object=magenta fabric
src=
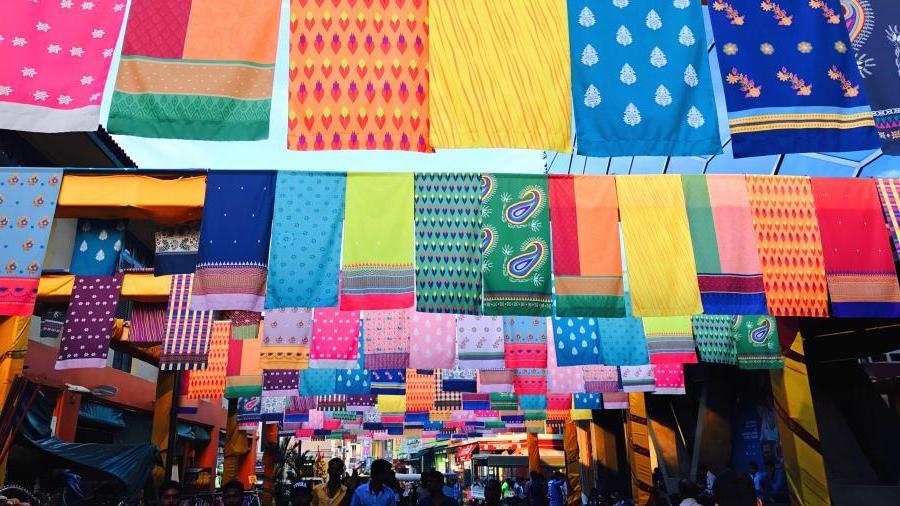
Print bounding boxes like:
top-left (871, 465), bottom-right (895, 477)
top-left (309, 307), bottom-right (360, 369)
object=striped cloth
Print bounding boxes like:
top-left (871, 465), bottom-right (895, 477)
top-left (128, 302), bottom-right (166, 343)
top-left (160, 274), bottom-right (214, 371)
top-left (876, 179), bottom-right (900, 257)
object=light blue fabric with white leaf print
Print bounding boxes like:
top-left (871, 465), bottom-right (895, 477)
top-left (69, 219), bottom-right (126, 276)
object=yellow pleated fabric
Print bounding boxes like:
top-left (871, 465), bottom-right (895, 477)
top-left (429, 0), bottom-right (572, 152)
top-left (377, 394), bottom-right (407, 414)
top-left (616, 176), bottom-right (703, 316)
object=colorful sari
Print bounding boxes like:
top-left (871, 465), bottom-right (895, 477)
top-left (682, 175), bottom-right (767, 314)
top-left (549, 176), bottom-right (624, 317)
top-left (567, 0), bottom-right (721, 155)
top-left (108, 0), bottom-right (280, 140)
top-left (708, 0), bottom-right (879, 157)
top-left (480, 175), bottom-right (553, 316)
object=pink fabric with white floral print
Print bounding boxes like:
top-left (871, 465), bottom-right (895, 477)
top-left (0, 1), bottom-right (126, 131)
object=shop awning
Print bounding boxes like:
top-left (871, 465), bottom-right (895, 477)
top-left (78, 401), bottom-right (126, 430)
top-left (455, 443), bottom-right (478, 462)
top-left (472, 453), bottom-right (565, 469)
top-left (55, 174), bottom-right (206, 224)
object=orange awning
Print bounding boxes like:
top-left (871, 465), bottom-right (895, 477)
top-left (55, 174), bottom-right (206, 224)
top-left (38, 273), bottom-right (172, 303)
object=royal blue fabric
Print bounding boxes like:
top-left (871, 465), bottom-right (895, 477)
top-left (708, 0), bottom-right (880, 157)
top-left (197, 171), bottom-right (276, 264)
top-left (266, 172), bottom-right (345, 308)
top-left (567, 0), bottom-right (721, 156)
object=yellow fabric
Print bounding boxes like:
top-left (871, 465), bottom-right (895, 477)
top-left (38, 273), bottom-right (172, 302)
top-left (616, 176), bottom-right (702, 316)
top-left (770, 332), bottom-right (831, 506)
top-left (627, 393), bottom-right (652, 506)
top-left (377, 394), bottom-right (406, 414)
top-left (429, 0), bottom-right (572, 151)
top-left (56, 175), bottom-right (205, 224)
top-left (0, 316), bottom-right (30, 408)
top-left (570, 409), bottom-right (593, 421)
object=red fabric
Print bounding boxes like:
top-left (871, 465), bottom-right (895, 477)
top-left (121, 0), bottom-right (192, 58)
top-left (548, 175), bottom-right (580, 275)
top-left (0, 277), bottom-right (39, 317)
top-left (504, 343), bottom-right (548, 369)
top-left (225, 338), bottom-right (243, 377)
top-left (547, 394), bottom-right (572, 410)
top-left (811, 178), bottom-right (897, 272)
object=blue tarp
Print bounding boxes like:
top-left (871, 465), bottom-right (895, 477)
top-left (78, 401), bottom-right (126, 430)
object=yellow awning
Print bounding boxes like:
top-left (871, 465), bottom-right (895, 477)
top-left (55, 174), bottom-right (206, 224)
top-left (38, 273), bottom-right (172, 302)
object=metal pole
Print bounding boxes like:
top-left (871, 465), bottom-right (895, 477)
top-left (165, 371), bottom-right (181, 480)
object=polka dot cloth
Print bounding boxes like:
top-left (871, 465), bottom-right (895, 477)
top-left (408, 312), bottom-right (457, 369)
top-left (309, 308), bottom-right (360, 369)
top-left (55, 274), bottom-right (123, 370)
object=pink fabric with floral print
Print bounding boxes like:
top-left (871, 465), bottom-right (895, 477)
top-left (408, 311), bottom-right (456, 369)
top-left (0, 1), bottom-right (127, 131)
top-left (309, 308), bottom-right (360, 369)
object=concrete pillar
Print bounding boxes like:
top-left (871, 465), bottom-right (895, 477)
top-left (52, 389), bottom-right (82, 442)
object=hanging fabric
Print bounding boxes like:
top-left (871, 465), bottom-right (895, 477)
top-left (551, 317), bottom-right (603, 367)
top-left (547, 366), bottom-right (586, 395)
top-left (478, 369), bottom-right (516, 394)
top-left (55, 274), bottom-right (124, 370)
top-left (514, 368), bottom-right (547, 395)
top-left (731, 315), bottom-right (783, 370)
top-left (370, 368), bottom-right (407, 395)
top-left (583, 366), bottom-right (621, 394)
top-left (128, 303), bottom-right (166, 343)
top-left (405, 369), bottom-right (437, 413)
top-left (0, 1), bottom-right (127, 132)
top-left (620, 365), bottom-right (656, 393)
top-left (414, 173), bottom-right (482, 314)
top-left (286, 0), bottom-right (430, 151)
top-left (108, 0), bottom-right (281, 140)
top-left (440, 368), bottom-right (477, 393)
top-left (309, 308), bottom-right (360, 369)
top-left (70, 219), bottom-right (126, 276)
top-left (480, 174), bottom-right (553, 316)
top-left (335, 329), bottom-right (371, 395)
top-left (261, 308), bottom-right (312, 370)
top-left (226, 311), bottom-right (262, 340)
top-left (429, 0), bottom-right (572, 151)
top-left (408, 312), bottom-right (457, 370)
top-left (708, 0), bottom-right (879, 157)
top-left (682, 175), bottom-right (767, 314)
top-left (0, 170), bottom-right (62, 316)
top-left (186, 321), bottom-right (230, 400)
top-left (549, 175), bottom-right (625, 317)
top-left (616, 175), bottom-right (702, 316)
top-left (153, 222), bottom-right (200, 276)
top-left (301, 369), bottom-right (337, 396)
top-left (456, 315), bottom-right (505, 370)
top-left (567, 0), bottom-right (721, 156)
top-left (262, 370), bottom-right (300, 398)
top-left (341, 173), bottom-right (415, 310)
top-left (746, 176), bottom-right (829, 317)
top-left (160, 274), bottom-right (214, 371)
top-left (266, 172), bottom-right (345, 309)
top-left (503, 317), bottom-right (549, 369)
top-left (876, 179), bottom-right (900, 256)
top-left (363, 309), bottom-right (411, 369)
top-left (597, 296), bottom-right (651, 366)
top-left (642, 316), bottom-right (698, 366)
top-left (811, 178), bottom-right (900, 317)
top-left (192, 171), bottom-right (276, 312)
top-left (690, 315), bottom-right (737, 365)
top-left (225, 337), bottom-right (262, 398)
top-left (843, 0), bottom-right (900, 154)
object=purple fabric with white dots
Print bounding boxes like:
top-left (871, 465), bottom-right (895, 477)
top-left (55, 274), bottom-right (123, 369)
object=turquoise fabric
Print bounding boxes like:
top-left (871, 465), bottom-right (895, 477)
top-left (70, 219), bottom-right (126, 275)
top-left (567, 0), bottom-right (721, 156)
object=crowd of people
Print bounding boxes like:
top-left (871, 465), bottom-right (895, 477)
top-left (150, 457), bottom-right (786, 506)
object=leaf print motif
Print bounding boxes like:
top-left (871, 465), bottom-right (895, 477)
top-left (650, 47), bottom-right (668, 67)
top-left (616, 25), bottom-right (633, 46)
top-left (687, 107), bottom-right (705, 128)
top-left (646, 9), bottom-right (662, 30)
top-left (578, 6), bottom-right (596, 27)
top-left (95, 249), bottom-right (105, 262)
top-left (581, 44), bottom-right (599, 66)
top-left (584, 85), bottom-right (601, 108)
top-left (79, 240), bottom-right (88, 252)
top-left (623, 103), bottom-right (641, 126)
top-left (678, 26), bottom-right (695, 47)
top-left (613, 0), bottom-right (629, 8)
top-left (673, 0), bottom-right (690, 9)
top-left (620, 63), bottom-right (637, 85)
top-left (655, 85), bottom-right (672, 106)
top-left (684, 64), bottom-right (699, 87)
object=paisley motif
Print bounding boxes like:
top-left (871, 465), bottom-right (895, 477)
top-left (749, 318), bottom-right (771, 343)
top-left (841, 0), bottom-right (874, 49)
top-left (480, 175), bottom-right (495, 203)
top-left (507, 241), bottom-right (546, 279)
top-left (504, 189), bottom-right (544, 226)
top-left (481, 227), bottom-right (496, 255)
